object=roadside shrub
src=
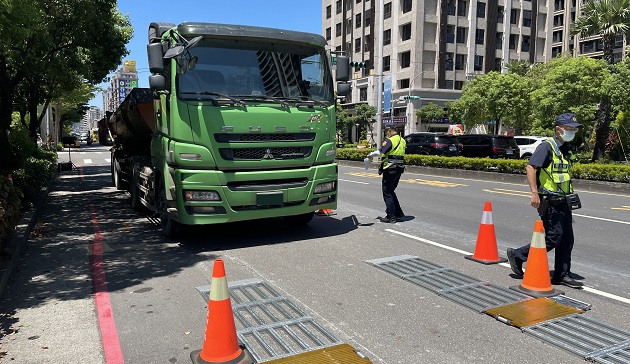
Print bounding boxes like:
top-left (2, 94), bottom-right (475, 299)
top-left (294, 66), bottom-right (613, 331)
top-left (0, 176), bottom-right (23, 249)
top-left (336, 148), bottom-right (629, 183)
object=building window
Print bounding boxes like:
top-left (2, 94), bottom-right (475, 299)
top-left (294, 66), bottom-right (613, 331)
top-left (355, 38), bottom-right (361, 52)
top-left (357, 0), bottom-right (362, 3)
top-left (474, 55), bottom-right (483, 71)
top-left (346, 18), bottom-right (352, 33)
top-left (402, 0), bottom-right (412, 13)
top-left (401, 23), bottom-right (412, 41)
top-left (447, 0), bottom-right (456, 15)
top-left (446, 25), bottom-right (455, 43)
top-left (455, 54), bottom-right (466, 70)
top-left (456, 27), bottom-right (467, 43)
top-left (335, 23), bottom-right (342, 36)
top-left (510, 9), bottom-right (519, 24)
top-left (455, 81), bottom-right (464, 90)
top-left (494, 58), bottom-right (502, 71)
top-left (446, 52), bottom-right (454, 70)
top-left (336, 0), bottom-right (342, 14)
top-left (360, 88), bottom-right (367, 101)
top-left (523, 10), bottom-right (532, 27)
top-left (326, 5), bottom-right (332, 18)
top-left (498, 6), bottom-right (504, 23)
top-left (365, 34), bottom-right (372, 49)
top-left (356, 14), bottom-right (362, 28)
top-left (552, 46), bottom-right (562, 57)
top-left (335, 45), bottom-right (342, 52)
top-left (384, 29), bottom-right (392, 45)
top-left (477, 2), bottom-right (486, 17)
top-left (475, 29), bottom-right (485, 45)
top-left (509, 34), bottom-right (518, 49)
top-left (553, 15), bottom-right (564, 27)
top-left (399, 78), bottom-right (410, 89)
top-left (496, 33), bottom-right (503, 49)
top-left (400, 51), bottom-right (411, 68)
top-left (384, 2), bottom-right (392, 18)
top-left (554, 0), bottom-right (564, 11)
top-left (553, 30), bottom-right (563, 43)
top-left (383, 56), bottom-right (391, 71)
top-left (326, 28), bottom-right (331, 41)
top-left (457, 0), bottom-right (467, 16)
top-left (521, 35), bottom-right (530, 52)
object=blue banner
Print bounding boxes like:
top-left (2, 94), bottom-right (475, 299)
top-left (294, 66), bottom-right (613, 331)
top-left (383, 75), bottom-right (392, 113)
top-left (118, 80), bottom-right (129, 106)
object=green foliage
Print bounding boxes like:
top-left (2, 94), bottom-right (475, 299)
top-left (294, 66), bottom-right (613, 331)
top-left (8, 123), bottom-right (37, 162)
top-left (335, 148), bottom-right (630, 182)
top-left (0, 176), bottom-right (23, 247)
top-left (416, 102), bottom-right (446, 123)
top-left (12, 155), bottom-right (57, 203)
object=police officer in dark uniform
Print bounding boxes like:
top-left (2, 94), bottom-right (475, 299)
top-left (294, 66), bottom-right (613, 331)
top-left (367, 126), bottom-right (406, 223)
top-left (507, 113), bottom-right (583, 288)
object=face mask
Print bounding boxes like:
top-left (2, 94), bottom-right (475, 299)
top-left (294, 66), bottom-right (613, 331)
top-left (561, 129), bottom-right (576, 142)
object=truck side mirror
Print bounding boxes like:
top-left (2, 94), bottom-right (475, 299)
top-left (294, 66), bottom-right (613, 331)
top-left (336, 56), bottom-right (350, 82)
top-left (147, 43), bottom-right (164, 73)
top-left (149, 74), bottom-right (166, 93)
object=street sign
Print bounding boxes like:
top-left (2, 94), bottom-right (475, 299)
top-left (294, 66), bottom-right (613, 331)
top-left (405, 96), bottom-right (420, 100)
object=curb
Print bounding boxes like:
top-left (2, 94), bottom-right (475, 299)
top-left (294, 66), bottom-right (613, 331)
top-left (337, 159), bottom-right (630, 195)
top-left (0, 173), bottom-right (56, 299)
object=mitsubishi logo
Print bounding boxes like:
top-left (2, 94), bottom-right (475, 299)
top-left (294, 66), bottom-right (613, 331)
top-left (262, 149), bottom-right (274, 159)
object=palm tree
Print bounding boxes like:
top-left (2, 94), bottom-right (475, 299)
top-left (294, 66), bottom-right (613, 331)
top-left (570, 0), bottom-right (630, 160)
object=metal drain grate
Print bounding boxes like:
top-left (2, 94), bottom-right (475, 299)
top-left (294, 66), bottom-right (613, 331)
top-left (196, 279), bottom-right (342, 363)
top-left (523, 314), bottom-right (630, 363)
top-left (366, 255), bottom-right (530, 312)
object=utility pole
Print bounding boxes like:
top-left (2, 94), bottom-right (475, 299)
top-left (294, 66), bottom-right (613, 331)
top-left (375, 0), bottom-right (384, 148)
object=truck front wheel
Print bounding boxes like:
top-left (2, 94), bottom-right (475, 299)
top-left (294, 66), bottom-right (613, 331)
top-left (157, 182), bottom-right (179, 238)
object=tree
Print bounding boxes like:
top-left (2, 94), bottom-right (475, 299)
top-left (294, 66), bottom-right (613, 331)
top-left (505, 59), bottom-right (532, 76)
top-left (353, 104), bottom-right (376, 144)
top-left (571, 0), bottom-right (630, 160)
top-left (529, 56), bottom-right (609, 136)
top-left (0, 1), bottom-right (132, 170)
top-left (445, 72), bottom-right (532, 133)
top-left (416, 102), bottom-right (446, 130)
top-left (335, 103), bottom-right (353, 143)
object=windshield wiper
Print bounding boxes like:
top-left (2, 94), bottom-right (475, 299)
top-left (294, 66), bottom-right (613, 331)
top-left (283, 96), bottom-right (329, 107)
top-left (179, 92), bottom-right (244, 106)
top-left (230, 95), bottom-right (290, 108)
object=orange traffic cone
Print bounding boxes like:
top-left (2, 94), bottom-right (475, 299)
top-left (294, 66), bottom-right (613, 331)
top-left (190, 259), bottom-right (253, 364)
top-left (465, 201), bottom-right (507, 264)
top-left (315, 208), bottom-right (334, 216)
top-left (510, 220), bottom-right (564, 298)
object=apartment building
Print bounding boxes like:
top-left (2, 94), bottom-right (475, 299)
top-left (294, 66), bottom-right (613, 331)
top-left (323, 0), bottom-right (551, 134)
top-left (550, 0), bottom-right (627, 61)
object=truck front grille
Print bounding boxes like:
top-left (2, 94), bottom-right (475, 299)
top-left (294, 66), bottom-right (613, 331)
top-left (214, 133), bottom-right (315, 142)
top-left (219, 147), bottom-right (312, 160)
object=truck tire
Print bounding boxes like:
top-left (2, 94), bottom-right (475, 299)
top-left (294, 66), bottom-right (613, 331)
top-left (129, 163), bottom-right (144, 212)
top-left (113, 159), bottom-right (128, 191)
top-left (283, 212), bottom-right (315, 225)
top-left (157, 181), bottom-right (179, 238)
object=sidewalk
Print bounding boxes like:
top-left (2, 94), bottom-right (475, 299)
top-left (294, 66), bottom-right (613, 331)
top-left (0, 166), bottom-right (105, 363)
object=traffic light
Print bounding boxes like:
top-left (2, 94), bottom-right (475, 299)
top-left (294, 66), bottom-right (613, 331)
top-left (350, 61), bottom-right (367, 70)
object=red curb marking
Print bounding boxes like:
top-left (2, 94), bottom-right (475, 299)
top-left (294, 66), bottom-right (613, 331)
top-left (89, 202), bottom-right (124, 364)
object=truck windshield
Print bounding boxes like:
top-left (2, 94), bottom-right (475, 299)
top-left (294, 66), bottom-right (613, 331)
top-left (176, 41), bottom-right (334, 105)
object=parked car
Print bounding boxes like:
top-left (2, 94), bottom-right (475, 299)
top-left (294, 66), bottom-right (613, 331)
top-left (513, 136), bottom-right (547, 160)
top-left (456, 134), bottom-right (520, 159)
top-left (404, 132), bottom-right (463, 156)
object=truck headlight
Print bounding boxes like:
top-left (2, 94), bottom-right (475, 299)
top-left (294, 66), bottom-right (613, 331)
top-left (314, 181), bottom-right (336, 194)
top-left (184, 190), bottom-right (221, 201)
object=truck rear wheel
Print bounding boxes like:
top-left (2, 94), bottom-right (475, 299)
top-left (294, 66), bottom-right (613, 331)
top-left (283, 212), bottom-right (315, 225)
top-left (113, 159), bottom-right (128, 191)
top-left (157, 182), bottom-right (179, 238)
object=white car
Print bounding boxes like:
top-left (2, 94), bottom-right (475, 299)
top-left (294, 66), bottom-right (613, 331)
top-left (513, 136), bottom-right (547, 160)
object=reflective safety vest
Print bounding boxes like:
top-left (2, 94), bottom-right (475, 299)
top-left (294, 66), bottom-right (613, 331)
top-left (381, 134), bottom-right (406, 170)
top-left (538, 138), bottom-right (574, 195)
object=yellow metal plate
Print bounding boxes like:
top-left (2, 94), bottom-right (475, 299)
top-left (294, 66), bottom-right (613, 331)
top-left (264, 344), bottom-right (372, 364)
top-left (484, 297), bottom-right (582, 328)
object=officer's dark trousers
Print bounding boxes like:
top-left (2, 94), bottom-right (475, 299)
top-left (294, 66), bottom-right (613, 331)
top-left (382, 168), bottom-right (403, 218)
top-left (513, 201), bottom-right (574, 279)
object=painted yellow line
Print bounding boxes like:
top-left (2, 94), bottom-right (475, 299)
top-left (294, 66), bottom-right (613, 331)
top-left (611, 206), bottom-right (630, 211)
top-left (347, 172), bottom-right (467, 187)
top-left (483, 189), bottom-right (530, 197)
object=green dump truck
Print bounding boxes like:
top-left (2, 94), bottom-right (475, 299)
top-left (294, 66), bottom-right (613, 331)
top-left (108, 22), bottom-right (351, 237)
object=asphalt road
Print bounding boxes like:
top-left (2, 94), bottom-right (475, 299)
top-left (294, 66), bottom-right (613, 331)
top-left (0, 144), bottom-right (628, 364)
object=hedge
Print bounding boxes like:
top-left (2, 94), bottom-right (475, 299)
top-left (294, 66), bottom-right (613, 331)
top-left (336, 148), bottom-right (630, 183)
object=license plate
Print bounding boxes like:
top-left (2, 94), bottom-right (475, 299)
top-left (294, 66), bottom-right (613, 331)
top-left (506, 149), bottom-right (513, 154)
top-left (256, 192), bottom-right (283, 206)
top-left (449, 145), bottom-right (456, 151)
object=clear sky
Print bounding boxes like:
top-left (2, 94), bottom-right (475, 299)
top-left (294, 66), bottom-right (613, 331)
top-left (89, 0), bottom-right (323, 109)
